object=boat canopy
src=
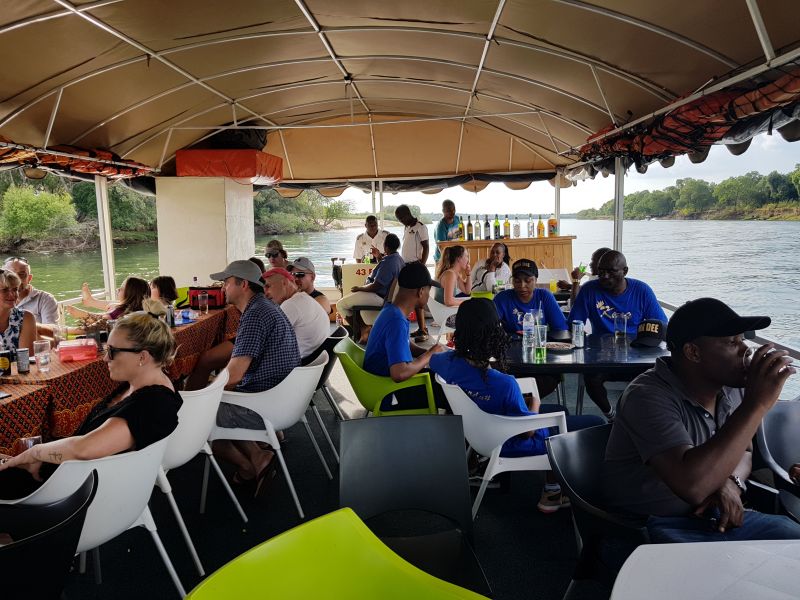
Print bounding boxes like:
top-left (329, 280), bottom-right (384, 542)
top-left (1, 0), bottom-right (799, 189)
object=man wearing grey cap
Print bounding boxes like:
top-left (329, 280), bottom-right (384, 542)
top-left (289, 257), bottom-right (332, 315)
top-left (186, 260), bottom-right (300, 493)
top-left (604, 297), bottom-right (800, 546)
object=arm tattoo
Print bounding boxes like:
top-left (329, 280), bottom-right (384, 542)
top-left (48, 452), bottom-right (63, 463)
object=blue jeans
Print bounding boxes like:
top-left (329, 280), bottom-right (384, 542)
top-left (647, 509), bottom-right (800, 543)
top-left (539, 403), bottom-right (606, 432)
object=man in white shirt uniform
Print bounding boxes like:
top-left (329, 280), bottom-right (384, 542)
top-left (353, 215), bottom-right (388, 263)
top-left (394, 204), bottom-right (430, 339)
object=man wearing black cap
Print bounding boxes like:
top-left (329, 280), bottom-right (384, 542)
top-left (363, 262), bottom-right (446, 411)
top-left (604, 298), bottom-right (800, 544)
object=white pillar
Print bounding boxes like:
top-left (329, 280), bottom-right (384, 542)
top-left (379, 180), bottom-right (385, 229)
top-left (613, 157), bottom-right (625, 251)
top-left (94, 175), bottom-right (117, 300)
top-left (155, 177), bottom-right (255, 286)
top-left (554, 172), bottom-right (561, 232)
top-left (371, 181), bottom-right (376, 214)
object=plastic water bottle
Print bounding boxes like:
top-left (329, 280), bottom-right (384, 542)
top-left (522, 311), bottom-right (536, 351)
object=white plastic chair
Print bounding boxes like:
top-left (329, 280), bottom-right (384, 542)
top-left (436, 374), bottom-right (568, 519)
top-left (427, 297), bottom-right (458, 343)
top-left (156, 369), bottom-right (246, 578)
top-left (208, 352), bottom-right (330, 520)
top-left (8, 437), bottom-right (185, 598)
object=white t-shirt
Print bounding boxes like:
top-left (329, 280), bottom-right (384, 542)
top-left (470, 261), bottom-right (512, 292)
top-left (280, 292), bottom-right (330, 358)
top-left (401, 221), bottom-right (429, 263)
top-left (353, 229), bottom-right (389, 261)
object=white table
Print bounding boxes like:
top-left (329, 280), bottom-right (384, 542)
top-left (611, 540), bottom-right (800, 600)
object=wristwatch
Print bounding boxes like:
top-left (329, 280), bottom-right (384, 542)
top-left (729, 475), bottom-right (747, 494)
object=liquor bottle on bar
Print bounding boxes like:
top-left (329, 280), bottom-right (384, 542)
top-left (493, 214), bottom-right (501, 239)
top-left (466, 215), bottom-right (473, 241)
top-left (503, 214), bottom-right (511, 238)
top-left (474, 215), bottom-right (482, 240)
top-left (527, 213), bottom-right (534, 238)
top-left (537, 214), bottom-right (545, 238)
top-left (513, 215), bottom-right (520, 238)
top-left (547, 213), bottom-right (558, 236)
top-left (484, 214), bottom-right (491, 240)
top-left (457, 218), bottom-right (464, 241)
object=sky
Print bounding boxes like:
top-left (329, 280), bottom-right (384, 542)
top-left (337, 133), bottom-right (800, 216)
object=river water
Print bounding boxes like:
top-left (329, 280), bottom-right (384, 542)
top-left (21, 219), bottom-right (800, 395)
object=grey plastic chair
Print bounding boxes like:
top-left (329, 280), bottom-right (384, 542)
top-left (339, 415), bottom-right (491, 597)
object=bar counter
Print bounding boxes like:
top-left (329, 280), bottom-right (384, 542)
top-left (438, 235), bottom-right (575, 271)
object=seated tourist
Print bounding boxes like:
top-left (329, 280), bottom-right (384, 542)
top-left (353, 215), bottom-right (388, 263)
top-left (263, 267), bottom-right (329, 360)
top-left (603, 298), bottom-right (800, 544)
top-left (434, 245), bottom-right (471, 307)
top-left (192, 261), bottom-right (299, 495)
top-left (248, 256), bottom-right (266, 275)
top-left (4, 257), bottom-right (58, 325)
top-left (430, 299), bottom-right (604, 512)
top-left (0, 301), bottom-right (182, 499)
top-left (289, 257), bottom-right (331, 315)
top-left (337, 233), bottom-right (404, 333)
top-left (557, 246), bottom-right (611, 298)
top-left (69, 276), bottom-right (150, 320)
top-left (265, 239), bottom-right (292, 271)
top-left (149, 275), bottom-right (178, 306)
top-left (0, 269), bottom-right (36, 355)
top-left (470, 242), bottom-right (511, 292)
top-left (568, 250), bottom-right (667, 420)
top-left (363, 262), bottom-right (446, 411)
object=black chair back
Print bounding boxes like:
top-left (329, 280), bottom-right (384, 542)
top-left (339, 415), bottom-right (474, 541)
top-left (0, 471), bottom-right (98, 599)
top-left (316, 326), bottom-right (348, 389)
top-left (757, 399), bottom-right (800, 488)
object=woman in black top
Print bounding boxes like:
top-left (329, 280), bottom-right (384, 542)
top-left (0, 299), bottom-right (182, 498)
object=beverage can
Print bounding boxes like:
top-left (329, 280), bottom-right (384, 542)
top-left (571, 321), bottom-right (585, 348)
top-left (0, 349), bottom-right (11, 376)
top-left (16, 348), bottom-right (30, 374)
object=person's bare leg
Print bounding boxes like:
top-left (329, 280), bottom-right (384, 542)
top-left (211, 440), bottom-right (254, 478)
top-left (234, 441), bottom-right (274, 478)
top-left (584, 374), bottom-right (612, 414)
top-left (185, 341), bottom-right (233, 390)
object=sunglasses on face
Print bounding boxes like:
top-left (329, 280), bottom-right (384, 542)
top-left (292, 272), bottom-right (307, 278)
top-left (105, 345), bottom-right (143, 360)
top-left (266, 251), bottom-right (280, 258)
top-left (4, 256), bottom-right (28, 265)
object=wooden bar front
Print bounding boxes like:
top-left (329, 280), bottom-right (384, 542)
top-left (437, 236), bottom-right (575, 271)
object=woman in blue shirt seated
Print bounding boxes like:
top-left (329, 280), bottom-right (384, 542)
top-left (493, 259), bottom-right (569, 338)
top-left (430, 298), bottom-right (603, 513)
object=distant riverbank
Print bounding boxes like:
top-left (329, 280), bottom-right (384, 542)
top-left (576, 202), bottom-right (800, 221)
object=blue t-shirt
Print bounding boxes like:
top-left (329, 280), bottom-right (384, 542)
top-left (429, 352), bottom-right (548, 457)
top-left (363, 304), bottom-right (412, 376)
top-left (367, 252), bottom-right (405, 297)
top-left (493, 288), bottom-right (568, 335)
top-left (434, 215), bottom-right (462, 260)
top-left (568, 278), bottom-right (667, 335)
top-left (232, 294), bottom-right (300, 392)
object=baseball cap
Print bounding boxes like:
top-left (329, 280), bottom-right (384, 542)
top-left (262, 268), bottom-right (296, 284)
top-left (455, 298), bottom-right (500, 330)
top-left (666, 297), bottom-right (771, 351)
top-left (511, 259), bottom-right (539, 279)
top-left (210, 260), bottom-right (264, 289)
top-left (631, 319), bottom-right (666, 348)
top-left (289, 257), bottom-right (315, 274)
top-left (397, 262), bottom-right (441, 289)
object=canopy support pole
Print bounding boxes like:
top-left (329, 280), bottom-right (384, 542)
top-left (613, 157), bottom-right (624, 251)
top-left (371, 181), bottom-right (376, 214)
top-left (554, 172), bottom-right (561, 232)
top-left (379, 181), bottom-right (385, 230)
top-left (94, 175), bottom-right (117, 301)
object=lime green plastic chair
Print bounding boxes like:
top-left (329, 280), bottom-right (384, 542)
top-left (469, 291), bottom-right (493, 300)
top-left (175, 286), bottom-right (190, 308)
top-left (186, 508), bottom-right (488, 599)
top-left (333, 337), bottom-right (436, 416)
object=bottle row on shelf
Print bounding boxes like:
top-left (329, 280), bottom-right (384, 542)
top-left (454, 214), bottom-right (558, 241)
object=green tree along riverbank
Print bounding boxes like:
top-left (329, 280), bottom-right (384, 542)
top-left (577, 165), bottom-right (800, 220)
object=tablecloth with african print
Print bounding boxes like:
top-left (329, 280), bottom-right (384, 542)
top-left (0, 384), bottom-right (49, 455)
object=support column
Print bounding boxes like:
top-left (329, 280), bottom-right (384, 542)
top-left (371, 181), bottom-right (376, 214)
top-left (379, 180), bottom-right (385, 229)
top-left (554, 171), bottom-right (561, 232)
top-left (613, 157), bottom-right (625, 251)
top-left (94, 175), bottom-right (116, 300)
top-left (155, 177), bottom-right (255, 286)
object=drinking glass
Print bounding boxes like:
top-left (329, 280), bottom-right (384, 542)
top-left (33, 339), bottom-right (51, 373)
top-left (743, 346), bottom-right (796, 372)
top-left (549, 279), bottom-right (558, 293)
top-left (198, 291), bottom-right (209, 315)
top-left (613, 313), bottom-right (628, 340)
top-left (533, 324), bottom-right (548, 363)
